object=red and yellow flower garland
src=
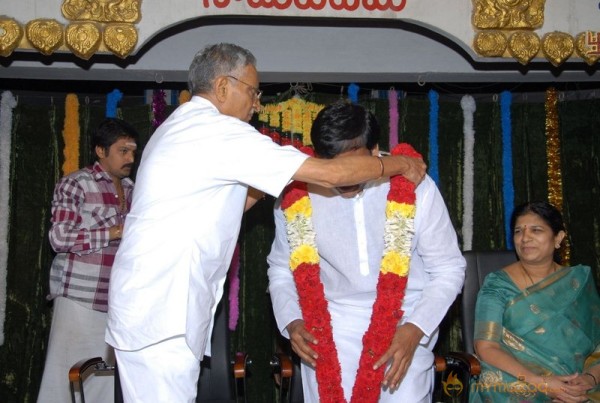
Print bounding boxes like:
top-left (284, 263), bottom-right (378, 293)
top-left (281, 143), bottom-right (420, 403)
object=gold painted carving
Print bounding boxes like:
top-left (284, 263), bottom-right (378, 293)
top-left (472, 0), bottom-right (545, 30)
top-left (508, 31), bottom-right (540, 65)
top-left (575, 31), bottom-right (600, 65)
top-left (26, 19), bottom-right (64, 56)
top-left (103, 23), bottom-right (138, 59)
top-left (62, 0), bottom-right (141, 23)
top-left (542, 31), bottom-right (574, 67)
top-left (66, 22), bottom-right (101, 60)
top-left (0, 18), bottom-right (23, 57)
top-left (473, 31), bottom-right (507, 57)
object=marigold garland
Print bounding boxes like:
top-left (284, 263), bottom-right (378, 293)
top-left (259, 98), bottom-right (324, 146)
top-left (544, 87), bottom-right (570, 264)
top-left (62, 94), bottom-right (80, 176)
top-left (178, 90), bottom-right (191, 105)
top-left (282, 144), bottom-right (419, 403)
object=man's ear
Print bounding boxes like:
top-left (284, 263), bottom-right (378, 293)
top-left (214, 76), bottom-right (229, 103)
top-left (95, 145), bottom-right (106, 160)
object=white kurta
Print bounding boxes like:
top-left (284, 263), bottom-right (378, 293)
top-left (267, 175), bottom-right (466, 402)
top-left (106, 96), bottom-right (308, 359)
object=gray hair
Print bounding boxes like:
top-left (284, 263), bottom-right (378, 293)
top-left (187, 43), bottom-right (257, 95)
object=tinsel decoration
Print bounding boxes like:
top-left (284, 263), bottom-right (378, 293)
top-left (501, 91), bottom-right (514, 249)
top-left (178, 90), bottom-right (191, 105)
top-left (348, 83), bottom-right (360, 104)
top-left (0, 90), bottom-right (17, 346)
top-left (544, 87), bottom-right (570, 264)
top-left (461, 95), bottom-right (476, 251)
top-left (62, 94), bottom-right (80, 176)
top-left (105, 89), bottom-right (123, 118)
top-left (428, 89), bottom-right (440, 185)
top-left (388, 89), bottom-right (399, 150)
top-left (151, 89), bottom-right (167, 129)
top-left (227, 243), bottom-right (241, 331)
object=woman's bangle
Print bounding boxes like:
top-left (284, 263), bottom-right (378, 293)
top-left (583, 372), bottom-right (598, 385)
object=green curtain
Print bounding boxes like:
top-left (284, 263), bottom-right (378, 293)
top-left (1, 91), bottom-right (599, 402)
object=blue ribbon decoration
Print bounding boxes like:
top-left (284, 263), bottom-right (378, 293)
top-left (501, 91), bottom-right (514, 249)
top-left (348, 83), bottom-right (360, 104)
top-left (428, 89), bottom-right (439, 185)
top-left (105, 89), bottom-right (123, 118)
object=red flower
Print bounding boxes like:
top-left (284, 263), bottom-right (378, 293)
top-left (283, 143), bottom-right (417, 403)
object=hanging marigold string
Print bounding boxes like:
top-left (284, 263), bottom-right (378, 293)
top-left (178, 90), bottom-right (191, 105)
top-left (544, 87), bottom-right (570, 264)
top-left (62, 94), bottom-right (80, 176)
top-left (282, 144), bottom-right (419, 403)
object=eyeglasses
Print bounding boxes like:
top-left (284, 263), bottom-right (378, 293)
top-left (226, 75), bottom-right (263, 100)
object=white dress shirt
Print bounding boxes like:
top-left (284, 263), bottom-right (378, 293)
top-left (106, 96), bottom-right (308, 359)
top-left (268, 175), bottom-right (466, 401)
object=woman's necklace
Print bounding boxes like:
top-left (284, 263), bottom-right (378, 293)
top-left (519, 262), bottom-right (557, 286)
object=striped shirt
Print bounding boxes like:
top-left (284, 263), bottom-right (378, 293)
top-left (48, 161), bottom-right (134, 312)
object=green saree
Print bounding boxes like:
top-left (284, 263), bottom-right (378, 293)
top-left (469, 265), bottom-right (600, 402)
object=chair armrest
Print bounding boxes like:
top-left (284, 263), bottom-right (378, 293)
top-left (68, 357), bottom-right (107, 383)
top-left (233, 352), bottom-right (250, 379)
top-left (434, 352), bottom-right (481, 377)
top-left (270, 353), bottom-right (293, 379)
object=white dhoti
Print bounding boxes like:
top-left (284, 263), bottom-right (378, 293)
top-left (301, 302), bottom-right (434, 403)
top-left (37, 296), bottom-right (115, 403)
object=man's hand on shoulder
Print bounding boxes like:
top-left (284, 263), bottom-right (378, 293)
top-left (398, 155), bottom-right (427, 185)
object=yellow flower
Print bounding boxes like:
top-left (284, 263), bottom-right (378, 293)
top-left (386, 201), bottom-right (416, 219)
top-left (290, 244), bottom-right (319, 271)
top-left (62, 93), bottom-right (80, 176)
top-left (381, 251), bottom-right (410, 276)
top-left (283, 196), bottom-right (312, 221)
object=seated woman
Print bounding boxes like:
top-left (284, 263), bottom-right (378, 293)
top-left (470, 201), bottom-right (600, 402)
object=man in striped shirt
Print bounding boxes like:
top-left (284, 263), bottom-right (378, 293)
top-left (37, 118), bottom-right (138, 403)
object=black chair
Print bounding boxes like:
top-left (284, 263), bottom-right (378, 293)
top-left (69, 299), bottom-right (249, 403)
top-left (272, 250), bottom-right (517, 403)
top-left (435, 250), bottom-right (517, 402)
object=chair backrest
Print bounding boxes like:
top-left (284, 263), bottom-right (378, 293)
top-left (461, 250), bottom-right (517, 355)
top-left (197, 299), bottom-right (236, 402)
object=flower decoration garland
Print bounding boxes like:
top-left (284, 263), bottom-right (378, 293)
top-left (544, 87), bottom-right (570, 264)
top-left (227, 243), bottom-right (241, 331)
top-left (500, 91), bottom-right (514, 249)
top-left (105, 88), bottom-right (122, 118)
top-left (388, 89), bottom-right (399, 150)
top-left (461, 95), bottom-right (475, 251)
top-left (0, 90), bottom-right (17, 346)
top-left (281, 144), bottom-right (419, 403)
top-left (151, 89), bottom-right (167, 129)
top-left (258, 98), bottom-right (324, 146)
top-left (62, 94), bottom-right (80, 176)
top-left (428, 89), bottom-right (440, 185)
